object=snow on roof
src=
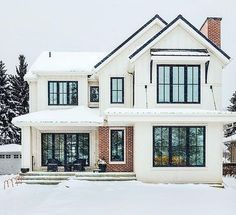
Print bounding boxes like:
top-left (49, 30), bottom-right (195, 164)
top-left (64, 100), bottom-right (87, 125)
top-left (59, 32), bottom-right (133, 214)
top-left (105, 108), bottom-right (236, 116)
top-left (29, 51), bottom-right (107, 75)
top-left (0, 144), bottom-right (21, 153)
top-left (12, 106), bottom-right (103, 127)
top-left (223, 134), bottom-right (236, 143)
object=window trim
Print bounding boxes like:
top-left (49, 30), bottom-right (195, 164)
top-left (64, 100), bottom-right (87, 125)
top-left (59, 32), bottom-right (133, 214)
top-left (152, 126), bottom-right (206, 167)
top-left (110, 77), bottom-right (124, 104)
top-left (89, 86), bottom-right (99, 103)
top-left (156, 65), bottom-right (201, 104)
top-left (48, 81), bottom-right (78, 106)
top-left (109, 128), bottom-right (126, 164)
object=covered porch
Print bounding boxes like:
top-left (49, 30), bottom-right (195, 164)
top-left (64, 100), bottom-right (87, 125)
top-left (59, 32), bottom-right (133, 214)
top-left (12, 106), bottom-right (103, 172)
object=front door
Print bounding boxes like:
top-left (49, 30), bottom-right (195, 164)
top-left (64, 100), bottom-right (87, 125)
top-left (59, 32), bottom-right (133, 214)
top-left (65, 133), bottom-right (90, 166)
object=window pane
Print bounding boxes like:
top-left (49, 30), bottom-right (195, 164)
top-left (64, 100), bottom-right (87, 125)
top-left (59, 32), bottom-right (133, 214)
top-left (179, 67), bottom-right (185, 84)
top-left (187, 85), bottom-right (193, 102)
top-left (187, 67), bottom-right (193, 84)
top-left (117, 91), bottom-right (123, 103)
top-left (193, 85), bottom-right (199, 102)
top-left (111, 130), bottom-right (124, 162)
top-left (165, 85), bottom-right (170, 102)
top-left (179, 85), bottom-right (185, 102)
top-left (173, 67), bottom-right (179, 84)
top-left (173, 85), bottom-right (179, 102)
top-left (158, 85), bottom-right (164, 102)
top-left (90, 87), bottom-right (99, 102)
top-left (117, 79), bottom-right (123, 90)
top-left (164, 67), bottom-right (170, 84)
top-left (112, 79), bottom-right (117, 90)
top-left (193, 67), bottom-right (199, 84)
top-left (159, 67), bottom-right (164, 84)
top-left (112, 91), bottom-right (117, 103)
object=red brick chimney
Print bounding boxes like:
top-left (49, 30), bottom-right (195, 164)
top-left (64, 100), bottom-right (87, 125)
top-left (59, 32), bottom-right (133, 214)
top-left (200, 17), bottom-right (222, 48)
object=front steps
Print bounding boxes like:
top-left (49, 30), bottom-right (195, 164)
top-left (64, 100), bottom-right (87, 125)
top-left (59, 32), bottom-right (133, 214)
top-left (19, 172), bottom-right (136, 185)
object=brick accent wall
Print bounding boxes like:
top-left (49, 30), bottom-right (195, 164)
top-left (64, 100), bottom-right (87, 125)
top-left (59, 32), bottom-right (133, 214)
top-left (98, 126), bottom-right (133, 172)
top-left (200, 17), bottom-right (222, 48)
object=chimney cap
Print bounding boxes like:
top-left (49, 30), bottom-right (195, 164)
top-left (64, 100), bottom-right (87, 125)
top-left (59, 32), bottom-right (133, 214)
top-left (200, 17), bottom-right (222, 31)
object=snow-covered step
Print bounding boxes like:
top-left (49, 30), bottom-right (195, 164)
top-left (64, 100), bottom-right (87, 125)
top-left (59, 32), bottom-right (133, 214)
top-left (75, 176), bottom-right (137, 181)
top-left (20, 172), bottom-right (75, 177)
top-left (22, 176), bottom-right (69, 181)
top-left (22, 180), bottom-right (61, 185)
top-left (76, 172), bottom-right (136, 177)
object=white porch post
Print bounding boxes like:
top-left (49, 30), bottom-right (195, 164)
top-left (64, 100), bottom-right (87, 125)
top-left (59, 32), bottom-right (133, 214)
top-left (21, 126), bottom-right (32, 172)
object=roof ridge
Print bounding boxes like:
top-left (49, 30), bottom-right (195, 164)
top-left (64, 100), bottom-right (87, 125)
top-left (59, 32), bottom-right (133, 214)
top-left (94, 14), bottom-right (167, 69)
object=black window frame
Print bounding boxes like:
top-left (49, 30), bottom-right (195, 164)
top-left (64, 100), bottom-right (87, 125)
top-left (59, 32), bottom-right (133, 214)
top-left (90, 86), bottom-right (99, 102)
top-left (157, 65), bottom-right (201, 104)
top-left (48, 81), bottom-right (78, 106)
top-left (110, 77), bottom-right (124, 104)
top-left (153, 126), bottom-right (206, 167)
top-left (110, 129), bottom-right (125, 162)
top-left (41, 133), bottom-right (90, 166)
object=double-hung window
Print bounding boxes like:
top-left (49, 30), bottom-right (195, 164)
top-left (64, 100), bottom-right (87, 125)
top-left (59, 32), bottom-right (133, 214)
top-left (153, 126), bottom-right (205, 167)
top-left (48, 81), bottom-right (78, 105)
top-left (157, 65), bottom-right (200, 103)
top-left (110, 77), bottom-right (124, 104)
top-left (110, 129), bottom-right (125, 162)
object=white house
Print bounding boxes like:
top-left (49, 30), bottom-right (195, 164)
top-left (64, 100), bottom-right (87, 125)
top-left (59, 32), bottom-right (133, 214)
top-left (0, 144), bottom-right (21, 174)
top-left (13, 14), bottom-right (236, 183)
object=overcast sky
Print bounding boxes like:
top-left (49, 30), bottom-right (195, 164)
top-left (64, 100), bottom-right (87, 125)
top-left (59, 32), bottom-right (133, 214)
top-left (0, 0), bottom-right (235, 108)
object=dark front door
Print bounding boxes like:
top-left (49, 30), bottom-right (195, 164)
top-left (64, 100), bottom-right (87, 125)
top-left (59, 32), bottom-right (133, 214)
top-left (42, 133), bottom-right (90, 166)
top-left (65, 133), bottom-right (90, 166)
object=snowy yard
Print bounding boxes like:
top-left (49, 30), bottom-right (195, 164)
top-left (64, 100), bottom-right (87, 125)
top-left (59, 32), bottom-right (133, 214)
top-left (1, 176), bottom-right (236, 215)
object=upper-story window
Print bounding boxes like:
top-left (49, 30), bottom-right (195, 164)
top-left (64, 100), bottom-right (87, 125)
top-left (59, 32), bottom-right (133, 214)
top-left (48, 81), bottom-right (78, 105)
top-left (90, 86), bottom-right (99, 102)
top-left (157, 65), bottom-right (200, 103)
top-left (110, 77), bottom-right (124, 104)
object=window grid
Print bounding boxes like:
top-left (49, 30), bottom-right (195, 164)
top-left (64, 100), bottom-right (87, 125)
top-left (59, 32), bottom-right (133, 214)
top-left (41, 133), bottom-right (89, 166)
top-left (157, 65), bottom-right (200, 103)
top-left (110, 78), bottom-right (124, 104)
top-left (48, 81), bottom-right (78, 105)
top-left (90, 86), bottom-right (99, 102)
top-left (153, 126), bottom-right (205, 167)
top-left (0, 155), bottom-right (5, 159)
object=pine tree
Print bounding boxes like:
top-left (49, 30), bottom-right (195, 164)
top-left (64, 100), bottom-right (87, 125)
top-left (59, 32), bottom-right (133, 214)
top-left (10, 55), bottom-right (29, 115)
top-left (0, 61), bottom-right (18, 144)
top-left (9, 55), bottom-right (29, 145)
top-left (228, 91), bottom-right (236, 112)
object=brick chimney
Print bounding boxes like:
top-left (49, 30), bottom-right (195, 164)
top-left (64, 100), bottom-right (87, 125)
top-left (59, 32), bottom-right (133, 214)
top-left (200, 17), bottom-right (222, 48)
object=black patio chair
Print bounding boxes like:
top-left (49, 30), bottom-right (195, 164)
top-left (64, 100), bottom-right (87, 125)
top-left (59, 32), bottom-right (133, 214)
top-left (64, 163), bottom-right (73, 172)
top-left (73, 158), bottom-right (86, 172)
top-left (47, 159), bottom-right (61, 172)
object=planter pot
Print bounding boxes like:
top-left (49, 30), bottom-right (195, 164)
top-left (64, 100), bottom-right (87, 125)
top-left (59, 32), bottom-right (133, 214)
top-left (21, 168), bottom-right (29, 173)
top-left (98, 164), bottom-right (107, 172)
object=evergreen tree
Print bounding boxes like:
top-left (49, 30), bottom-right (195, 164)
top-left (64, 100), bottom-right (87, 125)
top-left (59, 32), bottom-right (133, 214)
top-left (228, 91), bottom-right (236, 112)
top-left (0, 61), bottom-right (18, 144)
top-left (9, 55), bottom-right (29, 144)
top-left (10, 55), bottom-right (29, 115)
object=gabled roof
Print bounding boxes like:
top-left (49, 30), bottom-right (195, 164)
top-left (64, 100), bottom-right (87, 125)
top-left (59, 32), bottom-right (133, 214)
top-left (94, 14), bottom-right (167, 70)
top-left (129, 15), bottom-right (230, 64)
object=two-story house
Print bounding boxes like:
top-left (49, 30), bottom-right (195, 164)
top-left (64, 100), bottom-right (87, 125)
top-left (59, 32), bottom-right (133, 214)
top-left (13, 14), bottom-right (236, 183)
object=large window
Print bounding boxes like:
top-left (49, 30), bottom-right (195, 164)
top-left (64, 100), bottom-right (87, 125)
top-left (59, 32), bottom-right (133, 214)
top-left (157, 65), bottom-right (200, 103)
top-left (110, 77), bottom-right (124, 104)
top-left (48, 81), bottom-right (78, 105)
top-left (42, 133), bottom-right (89, 166)
top-left (153, 126), bottom-right (205, 167)
top-left (110, 129), bottom-right (125, 162)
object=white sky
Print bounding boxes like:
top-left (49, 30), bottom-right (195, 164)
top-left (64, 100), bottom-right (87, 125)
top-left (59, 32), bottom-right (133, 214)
top-left (0, 0), bottom-right (235, 108)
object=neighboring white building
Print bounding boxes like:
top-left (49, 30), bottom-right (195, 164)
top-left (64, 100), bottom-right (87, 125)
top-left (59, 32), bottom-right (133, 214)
top-left (13, 14), bottom-right (236, 183)
top-left (0, 144), bottom-right (21, 174)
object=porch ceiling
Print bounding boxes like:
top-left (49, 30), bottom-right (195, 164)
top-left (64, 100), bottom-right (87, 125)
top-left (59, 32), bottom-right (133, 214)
top-left (12, 106), bottom-right (103, 127)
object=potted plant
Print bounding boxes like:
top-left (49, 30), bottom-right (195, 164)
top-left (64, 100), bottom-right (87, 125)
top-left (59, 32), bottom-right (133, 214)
top-left (97, 158), bottom-right (107, 172)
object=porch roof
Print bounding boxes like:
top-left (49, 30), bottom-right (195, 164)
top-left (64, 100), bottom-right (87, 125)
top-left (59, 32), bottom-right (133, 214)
top-left (12, 106), bottom-right (103, 127)
top-left (105, 108), bottom-right (236, 123)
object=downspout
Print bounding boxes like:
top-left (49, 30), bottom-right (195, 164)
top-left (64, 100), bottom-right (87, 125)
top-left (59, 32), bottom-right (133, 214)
top-left (145, 85), bottom-right (148, 108)
top-left (210, 85), bottom-right (217, 110)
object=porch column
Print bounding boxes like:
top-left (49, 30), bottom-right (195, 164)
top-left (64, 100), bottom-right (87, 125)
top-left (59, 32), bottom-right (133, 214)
top-left (21, 126), bottom-right (32, 172)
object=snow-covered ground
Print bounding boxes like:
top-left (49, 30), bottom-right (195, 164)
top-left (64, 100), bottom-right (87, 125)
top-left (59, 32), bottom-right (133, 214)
top-left (0, 175), bottom-right (236, 215)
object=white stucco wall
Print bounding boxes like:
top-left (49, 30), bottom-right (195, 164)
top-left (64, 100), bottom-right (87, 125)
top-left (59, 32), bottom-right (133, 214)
top-left (134, 122), bottom-right (223, 183)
